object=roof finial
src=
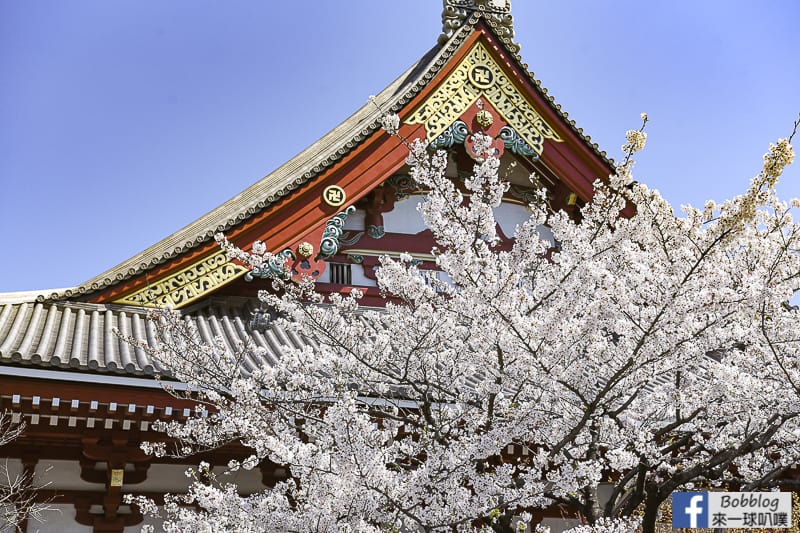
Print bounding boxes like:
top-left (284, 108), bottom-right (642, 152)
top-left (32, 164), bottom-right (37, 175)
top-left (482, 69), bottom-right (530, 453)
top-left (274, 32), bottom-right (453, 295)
top-left (439, 0), bottom-right (516, 50)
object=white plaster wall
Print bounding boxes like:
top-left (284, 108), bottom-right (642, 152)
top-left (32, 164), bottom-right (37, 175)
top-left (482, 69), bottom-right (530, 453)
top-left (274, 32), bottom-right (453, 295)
top-left (493, 203), bottom-right (555, 247)
top-left (133, 463), bottom-right (265, 493)
top-left (381, 195), bottom-right (554, 247)
top-left (536, 224), bottom-right (555, 246)
top-left (124, 514), bottom-right (164, 532)
top-left (494, 202), bottom-right (531, 238)
top-left (350, 264), bottom-right (377, 287)
top-left (5, 460), bottom-right (264, 532)
top-left (382, 195), bottom-right (427, 235)
top-left (25, 459), bottom-right (264, 495)
top-left (34, 460), bottom-right (98, 491)
top-left (24, 504), bottom-right (162, 533)
top-left (1, 458), bottom-right (22, 479)
top-left (540, 517), bottom-right (583, 533)
top-left (342, 208), bottom-right (366, 231)
top-left (25, 504), bottom-right (91, 533)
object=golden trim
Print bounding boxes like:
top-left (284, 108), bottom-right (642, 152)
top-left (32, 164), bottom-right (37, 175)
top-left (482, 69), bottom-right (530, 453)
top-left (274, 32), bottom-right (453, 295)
top-left (113, 251), bottom-right (247, 309)
top-left (405, 42), bottom-right (562, 155)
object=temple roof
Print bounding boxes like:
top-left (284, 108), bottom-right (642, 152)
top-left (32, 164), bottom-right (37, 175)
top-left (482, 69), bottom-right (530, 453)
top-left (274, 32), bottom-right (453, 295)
top-left (34, 10), bottom-right (613, 306)
top-left (0, 297), bottom-right (301, 378)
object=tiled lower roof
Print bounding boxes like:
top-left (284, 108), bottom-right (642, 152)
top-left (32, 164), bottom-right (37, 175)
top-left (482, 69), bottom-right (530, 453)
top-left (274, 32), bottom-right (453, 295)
top-left (0, 298), bottom-right (302, 379)
top-left (2, 294), bottom-right (504, 396)
top-left (0, 294), bottom-right (719, 403)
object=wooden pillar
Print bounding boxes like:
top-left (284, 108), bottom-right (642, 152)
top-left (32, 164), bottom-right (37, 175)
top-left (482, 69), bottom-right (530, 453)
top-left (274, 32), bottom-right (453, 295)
top-left (75, 434), bottom-right (147, 533)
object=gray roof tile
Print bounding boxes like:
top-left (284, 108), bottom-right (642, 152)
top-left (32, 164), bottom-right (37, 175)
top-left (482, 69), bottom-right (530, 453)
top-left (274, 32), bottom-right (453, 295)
top-left (0, 298), bottom-right (300, 381)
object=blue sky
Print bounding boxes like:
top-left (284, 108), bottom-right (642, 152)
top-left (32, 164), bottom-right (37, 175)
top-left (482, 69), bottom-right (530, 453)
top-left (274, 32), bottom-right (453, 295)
top-left (1, 1), bottom-right (798, 292)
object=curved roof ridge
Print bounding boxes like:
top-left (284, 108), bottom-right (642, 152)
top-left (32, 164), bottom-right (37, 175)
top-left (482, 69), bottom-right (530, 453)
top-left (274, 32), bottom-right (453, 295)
top-left (0, 288), bottom-right (76, 305)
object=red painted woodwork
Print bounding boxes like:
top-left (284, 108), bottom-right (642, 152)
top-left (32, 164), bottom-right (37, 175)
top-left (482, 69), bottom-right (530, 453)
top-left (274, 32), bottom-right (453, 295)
top-left (0, 375), bottom-right (196, 409)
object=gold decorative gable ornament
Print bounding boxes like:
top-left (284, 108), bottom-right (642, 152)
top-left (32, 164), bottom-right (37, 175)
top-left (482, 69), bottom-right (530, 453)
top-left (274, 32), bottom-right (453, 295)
top-left (405, 41), bottom-right (562, 155)
top-left (114, 251), bottom-right (247, 308)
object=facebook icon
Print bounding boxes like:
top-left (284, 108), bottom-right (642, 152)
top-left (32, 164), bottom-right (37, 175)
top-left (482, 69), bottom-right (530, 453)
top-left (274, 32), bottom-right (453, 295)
top-left (673, 492), bottom-right (709, 528)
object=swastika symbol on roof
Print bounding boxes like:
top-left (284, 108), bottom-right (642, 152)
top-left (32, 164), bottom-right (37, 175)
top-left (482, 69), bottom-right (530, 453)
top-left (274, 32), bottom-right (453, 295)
top-left (469, 65), bottom-right (494, 88)
top-left (322, 185), bottom-right (347, 207)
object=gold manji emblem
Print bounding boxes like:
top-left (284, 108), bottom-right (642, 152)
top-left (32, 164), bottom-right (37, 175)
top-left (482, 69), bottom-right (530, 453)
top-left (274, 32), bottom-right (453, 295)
top-left (297, 241), bottom-right (314, 258)
top-left (322, 185), bottom-right (346, 207)
top-left (476, 109), bottom-right (494, 128)
top-left (469, 65), bottom-right (494, 88)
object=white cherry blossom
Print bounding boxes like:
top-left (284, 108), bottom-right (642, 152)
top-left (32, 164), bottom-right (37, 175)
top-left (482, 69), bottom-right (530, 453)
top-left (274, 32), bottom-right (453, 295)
top-left (129, 129), bottom-right (800, 533)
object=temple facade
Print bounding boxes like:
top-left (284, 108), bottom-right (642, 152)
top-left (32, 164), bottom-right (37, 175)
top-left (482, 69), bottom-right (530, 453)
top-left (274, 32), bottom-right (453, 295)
top-left (0, 2), bottom-right (614, 531)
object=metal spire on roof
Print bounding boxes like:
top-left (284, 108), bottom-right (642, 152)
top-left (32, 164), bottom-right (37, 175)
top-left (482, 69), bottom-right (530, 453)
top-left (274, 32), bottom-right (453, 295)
top-left (439, 0), bottom-right (515, 47)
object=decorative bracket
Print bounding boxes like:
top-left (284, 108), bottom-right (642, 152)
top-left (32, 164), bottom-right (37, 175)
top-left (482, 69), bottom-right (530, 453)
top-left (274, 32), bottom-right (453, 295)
top-left (431, 120), bottom-right (470, 149)
top-left (430, 112), bottom-right (538, 159)
top-left (499, 125), bottom-right (537, 157)
top-left (318, 206), bottom-right (356, 260)
top-left (244, 249), bottom-right (294, 281)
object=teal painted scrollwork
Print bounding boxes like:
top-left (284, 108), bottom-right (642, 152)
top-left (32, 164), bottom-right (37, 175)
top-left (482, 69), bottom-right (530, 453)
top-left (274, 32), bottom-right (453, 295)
top-left (385, 174), bottom-right (417, 201)
top-left (318, 206), bottom-right (356, 259)
top-left (499, 126), bottom-right (538, 157)
top-left (245, 249), bottom-right (293, 281)
top-left (339, 231), bottom-right (364, 247)
top-left (431, 120), bottom-right (469, 149)
top-left (367, 225), bottom-right (385, 239)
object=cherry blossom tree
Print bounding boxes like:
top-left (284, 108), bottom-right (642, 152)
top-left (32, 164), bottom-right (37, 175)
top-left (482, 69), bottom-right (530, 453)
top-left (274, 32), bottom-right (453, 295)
top-left (0, 413), bottom-right (49, 532)
top-left (128, 116), bottom-right (800, 533)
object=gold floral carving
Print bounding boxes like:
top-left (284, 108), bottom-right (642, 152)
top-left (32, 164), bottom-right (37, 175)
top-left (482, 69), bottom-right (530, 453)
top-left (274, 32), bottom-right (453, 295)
top-left (405, 42), bottom-right (562, 155)
top-left (114, 251), bottom-right (247, 309)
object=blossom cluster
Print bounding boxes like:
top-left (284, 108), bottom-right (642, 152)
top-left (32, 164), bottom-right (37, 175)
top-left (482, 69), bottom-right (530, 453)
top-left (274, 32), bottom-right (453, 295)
top-left (621, 128), bottom-right (646, 154)
top-left (380, 112), bottom-right (401, 136)
top-left (763, 137), bottom-right (795, 180)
